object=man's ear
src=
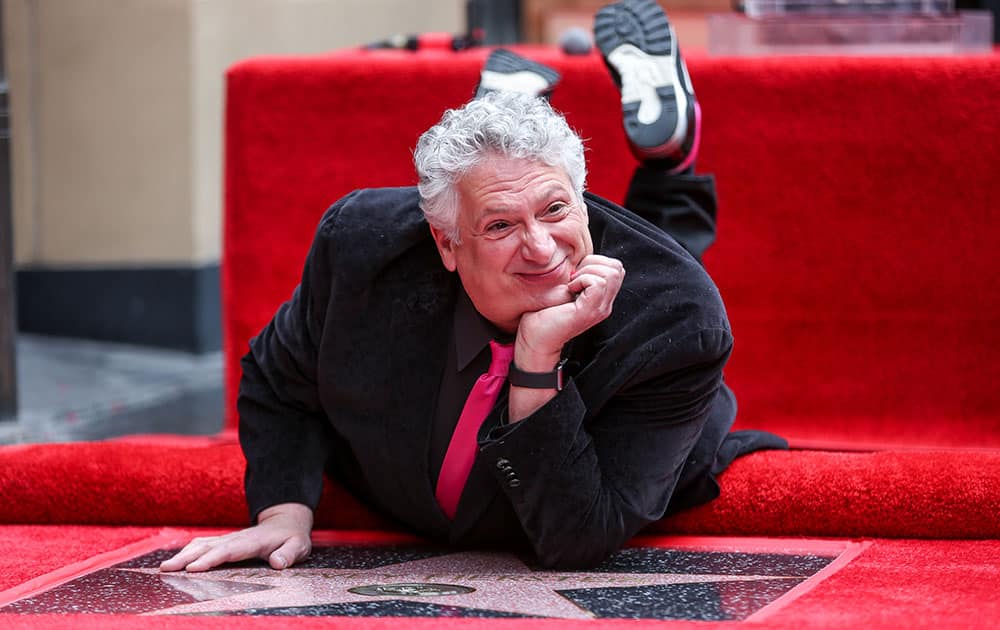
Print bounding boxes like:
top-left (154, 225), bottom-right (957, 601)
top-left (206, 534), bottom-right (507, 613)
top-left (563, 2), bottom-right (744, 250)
top-left (429, 224), bottom-right (458, 272)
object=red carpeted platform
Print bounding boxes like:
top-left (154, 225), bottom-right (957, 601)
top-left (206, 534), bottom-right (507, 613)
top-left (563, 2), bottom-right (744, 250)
top-left (1, 45), bottom-right (998, 626)
top-left (220, 47), bottom-right (1000, 451)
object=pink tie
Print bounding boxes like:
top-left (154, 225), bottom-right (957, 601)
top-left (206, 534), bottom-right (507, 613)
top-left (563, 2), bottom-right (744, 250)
top-left (435, 339), bottom-right (514, 520)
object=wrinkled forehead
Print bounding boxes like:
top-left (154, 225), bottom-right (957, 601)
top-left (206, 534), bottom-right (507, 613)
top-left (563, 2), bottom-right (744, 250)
top-left (456, 157), bottom-right (577, 222)
top-left (456, 156), bottom-right (578, 215)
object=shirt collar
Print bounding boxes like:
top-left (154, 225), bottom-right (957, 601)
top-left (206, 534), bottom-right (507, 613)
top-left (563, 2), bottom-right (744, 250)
top-left (454, 288), bottom-right (504, 371)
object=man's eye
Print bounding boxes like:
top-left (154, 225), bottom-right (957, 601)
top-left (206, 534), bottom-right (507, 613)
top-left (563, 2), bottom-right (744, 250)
top-left (546, 203), bottom-right (568, 216)
top-left (486, 221), bottom-right (511, 232)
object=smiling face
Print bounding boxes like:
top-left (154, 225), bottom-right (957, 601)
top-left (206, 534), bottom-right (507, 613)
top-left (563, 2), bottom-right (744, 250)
top-left (429, 155), bottom-right (593, 333)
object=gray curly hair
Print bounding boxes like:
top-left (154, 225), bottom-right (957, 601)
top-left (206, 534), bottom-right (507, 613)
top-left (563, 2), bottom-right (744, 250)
top-left (414, 91), bottom-right (587, 243)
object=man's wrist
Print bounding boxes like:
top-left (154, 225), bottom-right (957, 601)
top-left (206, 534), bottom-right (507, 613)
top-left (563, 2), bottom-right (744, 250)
top-left (508, 344), bottom-right (564, 422)
top-left (512, 340), bottom-right (562, 373)
top-left (258, 502), bottom-right (314, 528)
top-left (509, 358), bottom-right (567, 391)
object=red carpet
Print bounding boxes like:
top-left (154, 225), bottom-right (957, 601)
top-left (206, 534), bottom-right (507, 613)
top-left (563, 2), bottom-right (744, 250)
top-left (222, 50), bottom-right (1000, 450)
top-left (2, 440), bottom-right (998, 539)
top-left (0, 527), bottom-right (997, 628)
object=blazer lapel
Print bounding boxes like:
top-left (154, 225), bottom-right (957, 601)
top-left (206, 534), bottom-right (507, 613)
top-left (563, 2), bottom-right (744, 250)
top-left (381, 267), bottom-right (457, 535)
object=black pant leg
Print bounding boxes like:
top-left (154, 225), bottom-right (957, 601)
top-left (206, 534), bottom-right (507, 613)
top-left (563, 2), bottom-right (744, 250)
top-left (627, 167), bottom-right (790, 515)
top-left (623, 166), bottom-right (719, 265)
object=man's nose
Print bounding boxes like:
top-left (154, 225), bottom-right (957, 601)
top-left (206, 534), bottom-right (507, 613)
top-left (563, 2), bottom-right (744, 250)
top-left (520, 221), bottom-right (556, 262)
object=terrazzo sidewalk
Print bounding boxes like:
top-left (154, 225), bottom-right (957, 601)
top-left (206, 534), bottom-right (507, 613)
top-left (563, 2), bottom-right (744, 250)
top-left (0, 334), bottom-right (223, 444)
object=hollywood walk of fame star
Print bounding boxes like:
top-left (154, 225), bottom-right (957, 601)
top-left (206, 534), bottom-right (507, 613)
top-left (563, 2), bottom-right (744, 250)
top-left (131, 550), bottom-right (801, 618)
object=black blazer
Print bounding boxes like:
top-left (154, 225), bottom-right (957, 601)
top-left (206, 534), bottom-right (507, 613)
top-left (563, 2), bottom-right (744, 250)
top-left (238, 186), bottom-right (736, 568)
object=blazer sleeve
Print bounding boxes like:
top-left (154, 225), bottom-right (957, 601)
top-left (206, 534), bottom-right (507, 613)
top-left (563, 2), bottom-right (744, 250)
top-left (478, 326), bottom-right (732, 569)
top-left (237, 192), bottom-right (359, 523)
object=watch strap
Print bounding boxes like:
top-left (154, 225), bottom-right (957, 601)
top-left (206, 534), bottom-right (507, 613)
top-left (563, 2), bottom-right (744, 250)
top-left (508, 358), bottom-right (567, 391)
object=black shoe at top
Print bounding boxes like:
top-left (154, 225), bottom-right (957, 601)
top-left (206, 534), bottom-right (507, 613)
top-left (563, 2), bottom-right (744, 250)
top-left (474, 49), bottom-right (561, 100)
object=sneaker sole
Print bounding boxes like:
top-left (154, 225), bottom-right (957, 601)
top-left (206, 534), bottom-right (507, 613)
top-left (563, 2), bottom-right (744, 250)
top-left (594, 0), bottom-right (694, 160)
top-left (475, 49), bottom-right (561, 99)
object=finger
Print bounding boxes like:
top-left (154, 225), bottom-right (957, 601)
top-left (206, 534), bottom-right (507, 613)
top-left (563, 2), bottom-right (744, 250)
top-left (268, 536), bottom-right (312, 570)
top-left (571, 262), bottom-right (625, 288)
top-left (159, 538), bottom-right (219, 572)
top-left (570, 269), bottom-right (623, 296)
top-left (568, 273), bottom-right (619, 323)
top-left (573, 256), bottom-right (625, 275)
top-left (567, 271), bottom-right (609, 298)
top-left (575, 254), bottom-right (623, 269)
top-left (183, 534), bottom-right (277, 573)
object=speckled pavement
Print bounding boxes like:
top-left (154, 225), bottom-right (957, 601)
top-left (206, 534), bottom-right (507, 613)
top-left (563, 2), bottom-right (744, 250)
top-left (0, 532), bottom-right (860, 621)
top-left (0, 334), bottom-right (223, 444)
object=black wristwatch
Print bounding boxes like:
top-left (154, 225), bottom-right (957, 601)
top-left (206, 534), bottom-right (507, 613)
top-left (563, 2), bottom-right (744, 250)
top-left (508, 358), bottom-right (568, 391)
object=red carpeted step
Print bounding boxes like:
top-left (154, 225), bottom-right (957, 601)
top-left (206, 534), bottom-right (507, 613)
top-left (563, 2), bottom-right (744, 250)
top-left (222, 51), bottom-right (1000, 451)
top-left (2, 440), bottom-right (997, 539)
top-left (655, 449), bottom-right (1000, 538)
